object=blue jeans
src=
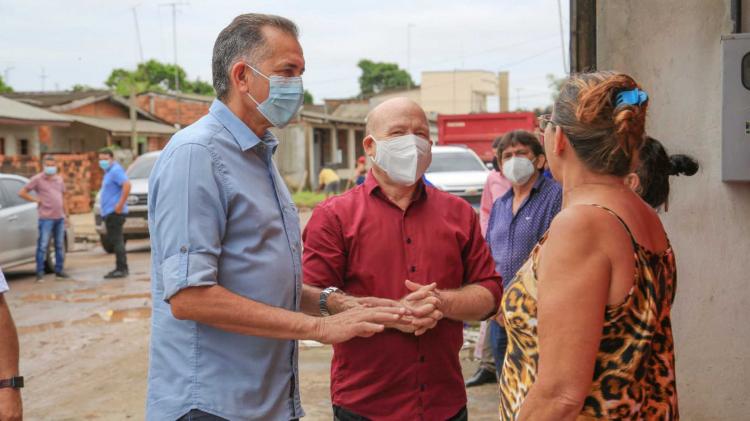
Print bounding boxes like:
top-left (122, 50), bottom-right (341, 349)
top-left (489, 319), bottom-right (509, 377)
top-left (36, 218), bottom-right (65, 274)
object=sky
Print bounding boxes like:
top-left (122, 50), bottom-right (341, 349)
top-left (0, 0), bottom-right (569, 110)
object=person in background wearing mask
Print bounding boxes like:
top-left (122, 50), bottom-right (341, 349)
top-left (302, 97), bottom-right (502, 421)
top-left (0, 267), bottom-right (23, 421)
top-left (485, 130), bottom-right (562, 376)
top-left (98, 149), bottom-right (131, 279)
top-left (146, 14), bottom-right (404, 421)
top-left (18, 155), bottom-right (70, 281)
top-left (625, 136), bottom-right (699, 211)
top-left (467, 137), bottom-right (512, 388)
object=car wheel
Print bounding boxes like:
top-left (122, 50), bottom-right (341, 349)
top-left (100, 234), bottom-right (115, 254)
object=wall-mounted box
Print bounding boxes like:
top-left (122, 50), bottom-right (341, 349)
top-left (722, 33), bottom-right (750, 182)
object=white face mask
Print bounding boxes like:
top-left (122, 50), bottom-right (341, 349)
top-left (502, 156), bottom-right (536, 185)
top-left (370, 134), bottom-right (432, 186)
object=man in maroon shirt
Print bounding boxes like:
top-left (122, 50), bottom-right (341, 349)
top-left (302, 98), bottom-right (502, 421)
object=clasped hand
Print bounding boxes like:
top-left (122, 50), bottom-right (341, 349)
top-left (356, 280), bottom-right (444, 336)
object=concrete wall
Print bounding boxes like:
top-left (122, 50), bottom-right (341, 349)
top-left (421, 70), bottom-right (498, 114)
top-left (0, 125), bottom-right (41, 157)
top-left (597, 1), bottom-right (750, 419)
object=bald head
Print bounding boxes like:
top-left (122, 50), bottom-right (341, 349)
top-left (365, 97), bottom-right (429, 139)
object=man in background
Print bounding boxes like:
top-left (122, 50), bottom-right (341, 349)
top-left (317, 163), bottom-right (341, 197)
top-left (18, 155), bottom-right (70, 282)
top-left (98, 149), bottom-right (131, 279)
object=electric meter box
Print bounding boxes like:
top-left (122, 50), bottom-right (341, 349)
top-left (722, 33), bottom-right (750, 182)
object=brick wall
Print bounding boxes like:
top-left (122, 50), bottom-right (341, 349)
top-left (0, 154), bottom-right (40, 178)
top-left (137, 94), bottom-right (210, 128)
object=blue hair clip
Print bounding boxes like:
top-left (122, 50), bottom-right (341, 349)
top-left (615, 88), bottom-right (648, 107)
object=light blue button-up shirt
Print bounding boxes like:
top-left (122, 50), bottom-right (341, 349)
top-left (146, 100), bottom-right (303, 421)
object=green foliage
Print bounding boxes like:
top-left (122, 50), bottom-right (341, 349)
top-left (292, 191), bottom-right (327, 209)
top-left (71, 84), bottom-right (95, 92)
top-left (105, 59), bottom-right (215, 96)
top-left (547, 73), bottom-right (567, 102)
top-left (357, 59), bottom-right (415, 96)
top-left (303, 89), bottom-right (314, 105)
top-left (0, 75), bottom-right (13, 93)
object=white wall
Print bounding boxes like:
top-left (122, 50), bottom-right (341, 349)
top-left (597, 1), bottom-right (750, 419)
top-left (0, 125), bottom-right (40, 156)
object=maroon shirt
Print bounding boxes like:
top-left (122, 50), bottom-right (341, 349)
top-left (303, 173), bottom-right (502, 421)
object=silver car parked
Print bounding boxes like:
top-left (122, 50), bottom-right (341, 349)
top-left (0, 173), bottom-right (73, 271)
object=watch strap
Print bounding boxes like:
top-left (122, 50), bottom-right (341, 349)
top-left (319, 287), bottom-right (342, 316)
top-left (0, 376), bottom-right (23, 389)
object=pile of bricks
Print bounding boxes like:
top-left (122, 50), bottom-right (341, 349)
top-left (0, 155), bottom-right (40, 178)
top-left (56, 153), bottom-right (98, 214)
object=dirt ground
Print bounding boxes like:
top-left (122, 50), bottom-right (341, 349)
top-left (3, 238), bottom-right (500, 420)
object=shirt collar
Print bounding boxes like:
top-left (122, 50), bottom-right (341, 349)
top-left (364, 170), bottom-right (428, 202)
top-left (500, 172), bottom-right (546, 203)
top-left (209, 99), bottom-right (277, 152)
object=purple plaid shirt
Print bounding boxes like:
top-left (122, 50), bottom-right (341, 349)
top-left (486, 174), bottom-right (562, 288)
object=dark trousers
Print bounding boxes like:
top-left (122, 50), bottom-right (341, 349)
top-left (104, 213), bottom-right (128, 271)
top-left (333, 405), bottom-right (468, 421)
top-left (489, 320), bottom-right (509, 376)
top-left (36, 218), bottom-right (65, 274)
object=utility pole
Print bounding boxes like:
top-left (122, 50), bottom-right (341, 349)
top-left (516, 88), bottom-right (522, 110)
top-left (132, 5), bottom-right (145, 63)
top-left (2, 66), bottom-right (13, 84)
top-left (160, 1), bottom-right (187, 128)
top-left (406, 23), bottom-right (415, 90)
top-left (40, 67), bottom-right (48, 91)
top-left (557, 0), bottom-right (568, 74)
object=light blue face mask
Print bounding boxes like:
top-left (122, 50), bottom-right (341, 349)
top-left (44, 166), bottom-right (57, 176)
top-left (99, 160), bottom-right (111, 171)
top-left (245, 63), bottom-right (304, 128)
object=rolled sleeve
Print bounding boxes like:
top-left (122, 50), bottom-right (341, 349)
top-left (302, 203), bottom-right (346, 289)
top-left (462, 209), bottom-right (503, 308)
top-left (152, 144), bottom-right (227, 302)
top-left (0, 268), bottom-right (8, 294)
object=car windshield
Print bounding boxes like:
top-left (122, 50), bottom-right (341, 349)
top-left (427, 151), bottom-right (486, 173)
top-left (127, 155), bottom-right (159, 179)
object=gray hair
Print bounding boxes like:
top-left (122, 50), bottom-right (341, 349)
top-left (212, 13), bottom-right (299, 100)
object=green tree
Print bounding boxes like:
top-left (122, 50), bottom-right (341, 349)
top-left (0, 75), bottom-right (13, 93)
top-left (71, 84), bottom-right (95, 92)
top-left (547, 74), bottom-right (567, 102)
top-left (105, 59), bottom-right (215, 96)
top-left (357, 59), bottom-right (414, 96)
top-left (303, 89), bottom-right (314, 105)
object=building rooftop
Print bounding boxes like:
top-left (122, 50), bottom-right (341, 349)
top-left (0, 96), bottom-right (72, 125)
top-left (2, 90), bottom-right (111, 108)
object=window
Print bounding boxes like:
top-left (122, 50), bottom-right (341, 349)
top-left (0, 138), bottom-right (4, 155)
top-left (742, 52), bottom-right (750, 90)
top-left (19, 139), bottom-right (29, 156)
top-left (426, 151), bottom-right (487, 173)
top-left (0, 179), bottom-right (28, 207)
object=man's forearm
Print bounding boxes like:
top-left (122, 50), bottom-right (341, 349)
top-left (17, 189), bottom-right (37, 203)
top-left (171, 285), bottom-right (320, 341)
top-left (117, 182), bottom-right (131, 210)
top-left (439, 284), bottom-right (497, 321)
top-left (0, 296), bottom-right (20, 378)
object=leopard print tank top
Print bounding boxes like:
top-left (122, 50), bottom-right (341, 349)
top-left (499, 205), bottom-right (678, 420)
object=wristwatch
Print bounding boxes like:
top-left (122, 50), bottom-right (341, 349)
top-left (0, 376), bottom-right (23, 389)
top-left (319, 287), bottom-right (343, 317)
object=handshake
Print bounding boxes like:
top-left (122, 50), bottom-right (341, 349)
top-left (328, 280), bottom-right (444, 336)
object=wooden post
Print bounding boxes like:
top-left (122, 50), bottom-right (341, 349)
top-left (570, 0), bottom-right (597, 73)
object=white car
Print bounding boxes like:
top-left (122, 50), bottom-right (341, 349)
top-left (424, 146), bottom-right (490, 209)
top-left (94, 151), bottom-right (160, 253)
top-left (0, 173), bottom-right (73, 270)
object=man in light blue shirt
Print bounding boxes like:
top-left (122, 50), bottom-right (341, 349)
top-left (146, 14), bottom-right (404, 421)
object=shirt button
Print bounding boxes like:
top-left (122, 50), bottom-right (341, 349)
top-left (420, 384), bottom-right (425, 391)
top-left (406, 238), bottom-right (412, 244)
top-left (180, 246), bottom-right (187, 253)
top-left (419, 355), bottom-right (425, 363)
top-left (411, 266), bottom-right (416, 272)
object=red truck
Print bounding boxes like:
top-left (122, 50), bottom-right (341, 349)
top-left (437, 112), bottom-right (537, 162)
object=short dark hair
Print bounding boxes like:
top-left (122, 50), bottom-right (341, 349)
top-left (496, 130), bottom-right (544, 158)
top-left (99, 149), bottom-right (114, 158)
top-left (635, 136), bottom-right (699, 209)
top-left (43, 155), bottom-right (55, 162)
top-left (212, 14), bottom-right (299, 100)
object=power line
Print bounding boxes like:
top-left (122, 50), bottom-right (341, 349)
top-left (132, 5), bottom-right (145, 64)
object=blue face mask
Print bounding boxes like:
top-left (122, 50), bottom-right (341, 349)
top-left (99, 160), bottom-right (111, 171)
top-left (44, 166), bottom-right (57, 176)
top-left (245, 63), bottom-right (304, 128)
